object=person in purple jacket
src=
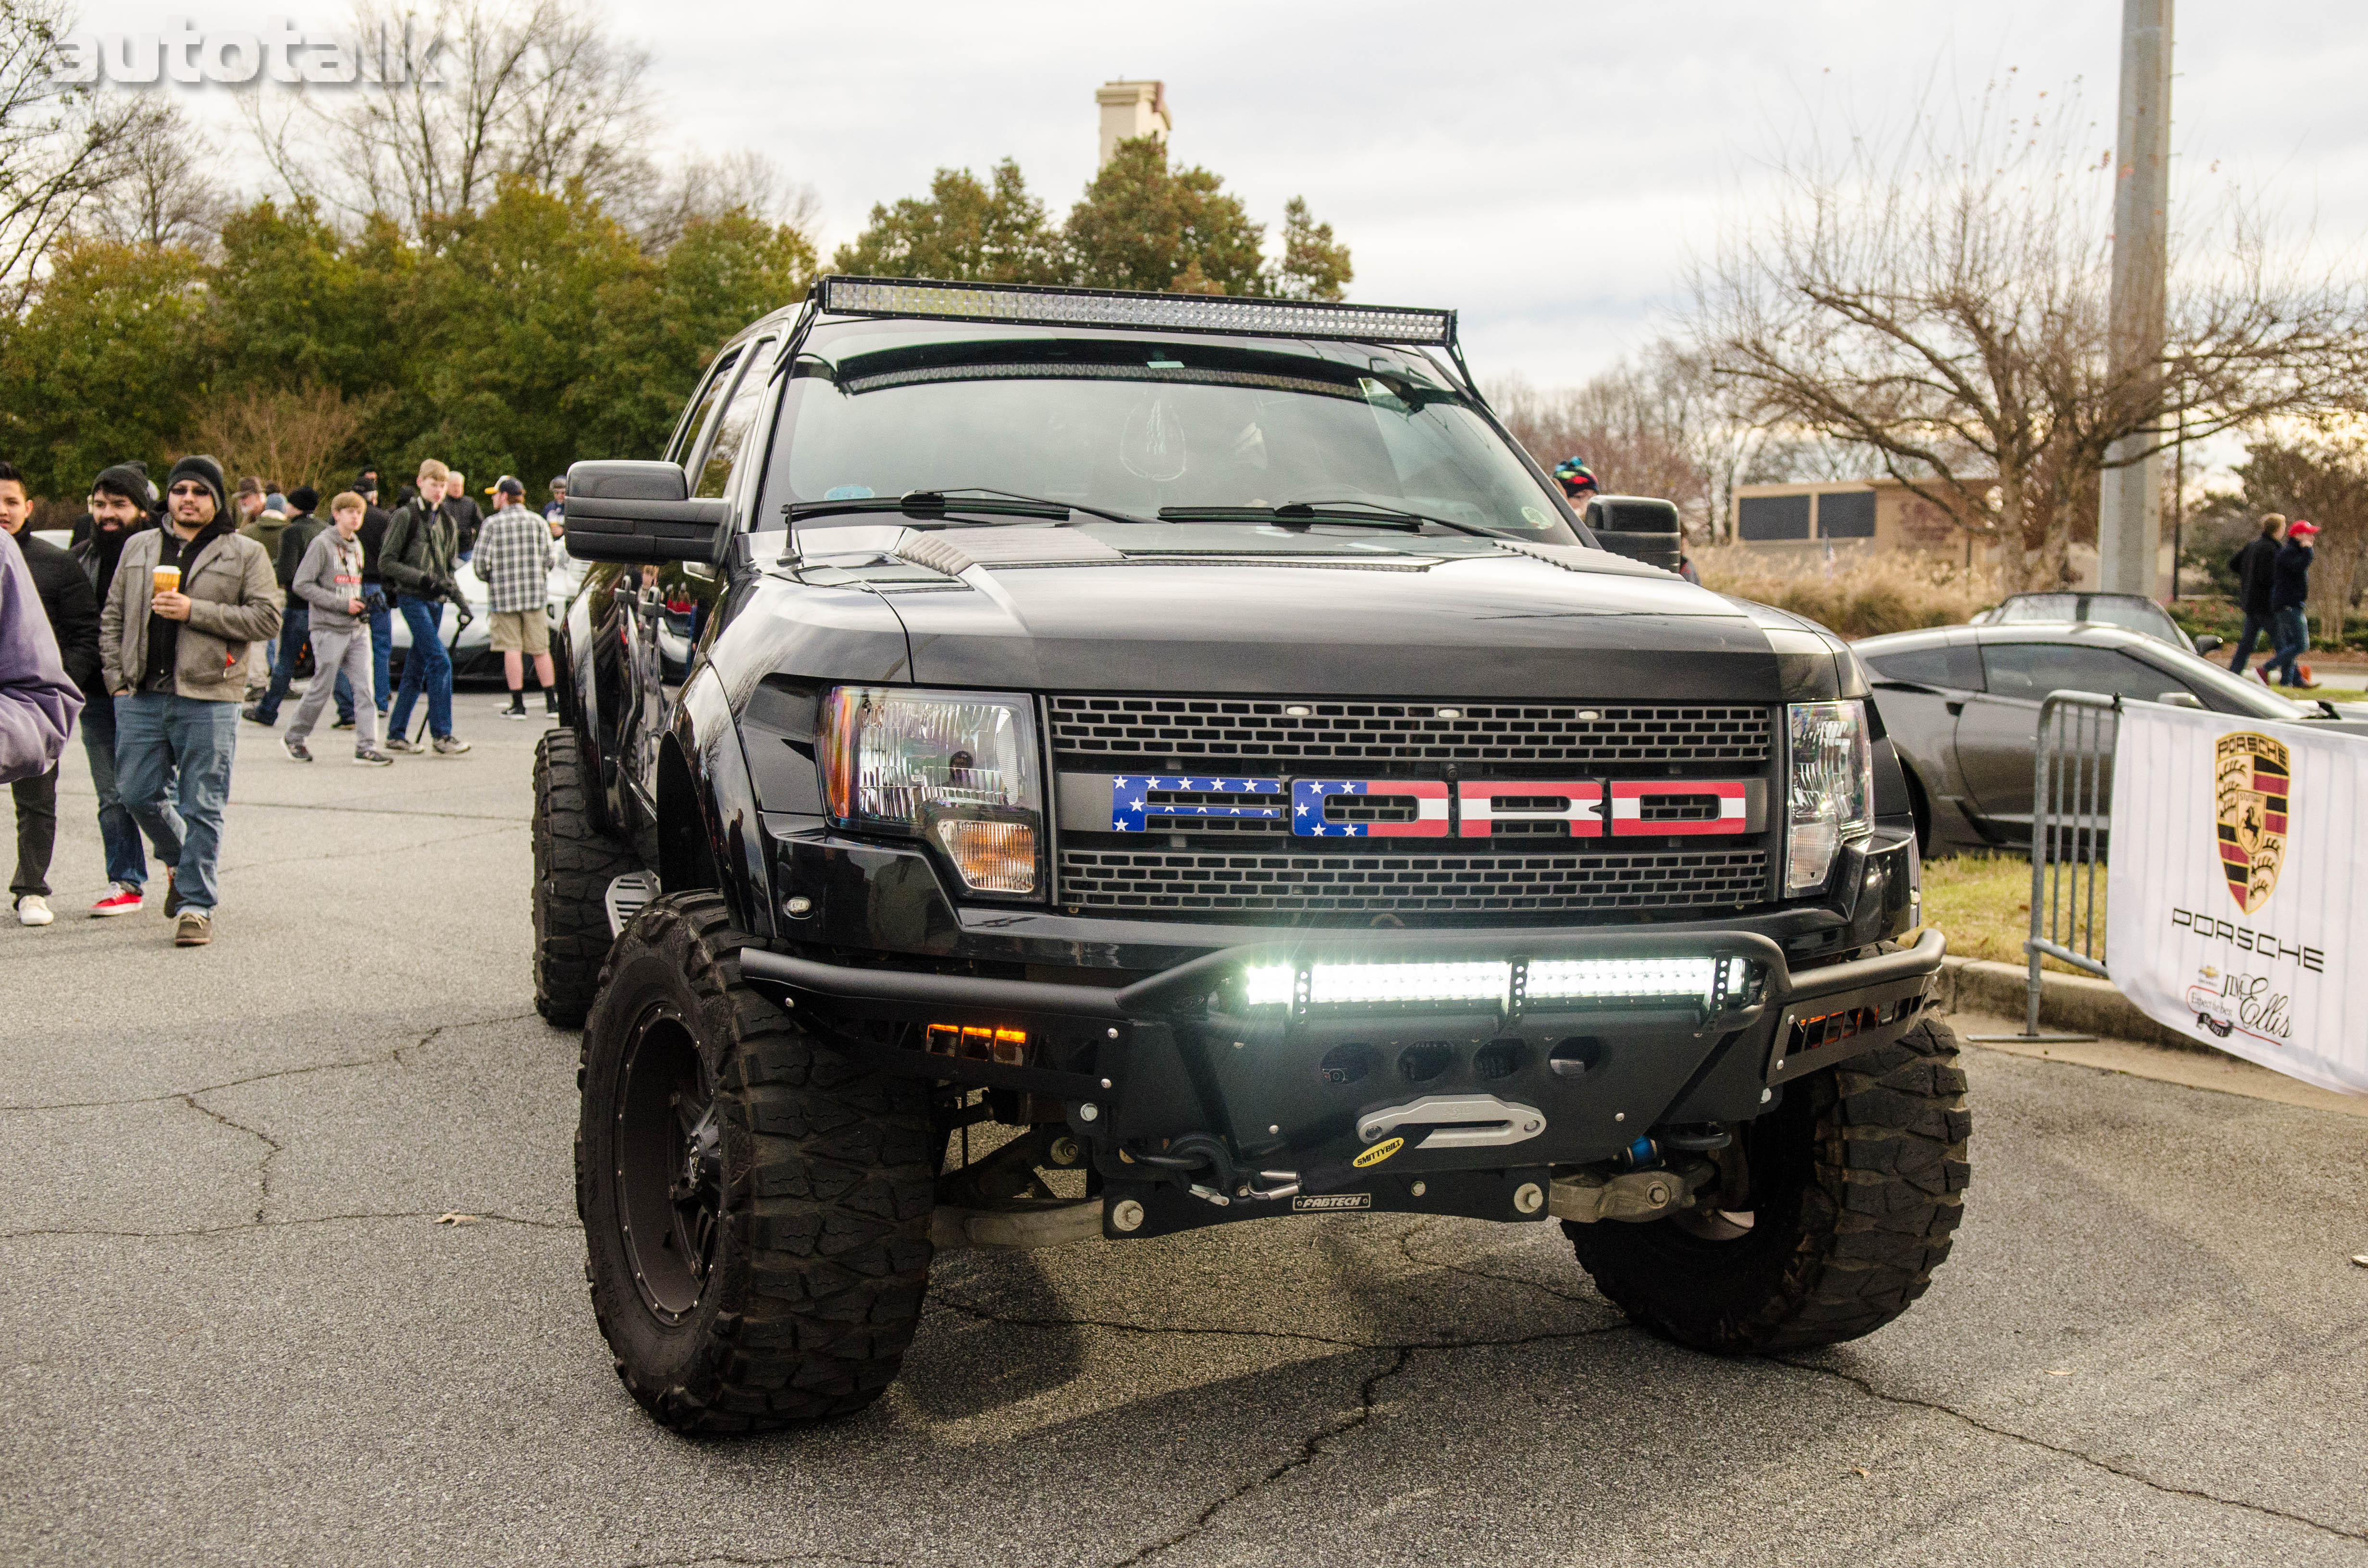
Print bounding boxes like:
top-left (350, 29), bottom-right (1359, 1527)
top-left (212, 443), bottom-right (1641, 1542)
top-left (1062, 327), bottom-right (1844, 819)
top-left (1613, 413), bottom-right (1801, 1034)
top-left (0, 514), bottom-right (84, 789)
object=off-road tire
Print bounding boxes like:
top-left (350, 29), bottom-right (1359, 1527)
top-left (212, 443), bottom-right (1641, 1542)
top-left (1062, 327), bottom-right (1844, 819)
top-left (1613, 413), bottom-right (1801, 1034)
top-left (576, 893), bottom-right (936, 1432)
top-left (533, 730), bottom-right (640, 1027)
top-left (1567, 1016), bottom-right (1971, 1353)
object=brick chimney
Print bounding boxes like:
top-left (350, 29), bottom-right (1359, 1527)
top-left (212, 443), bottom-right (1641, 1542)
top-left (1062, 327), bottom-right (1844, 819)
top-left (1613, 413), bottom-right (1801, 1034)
top-left (1096, 80), bottom-right (1170, 168)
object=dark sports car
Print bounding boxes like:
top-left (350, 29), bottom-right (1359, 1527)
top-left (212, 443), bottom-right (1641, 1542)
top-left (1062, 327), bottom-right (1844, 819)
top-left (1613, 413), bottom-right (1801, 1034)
top-left (1858, 620), bottom-right (2368, 854)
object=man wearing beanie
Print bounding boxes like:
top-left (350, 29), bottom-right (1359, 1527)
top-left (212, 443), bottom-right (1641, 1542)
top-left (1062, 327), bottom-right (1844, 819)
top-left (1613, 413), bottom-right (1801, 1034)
top-left (70, 462), bottom-right (161, 914)
top-left (98, 455), bottom-right (282, 947)
top-left (242, 485), bottom-right (356, 731)
top-left (2268, 519), bottom-right (2321, 688)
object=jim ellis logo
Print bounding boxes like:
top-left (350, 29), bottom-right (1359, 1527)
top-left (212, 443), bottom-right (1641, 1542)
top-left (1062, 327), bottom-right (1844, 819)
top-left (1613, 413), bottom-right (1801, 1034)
top-left (49, 18), bottom-right (450, 86)
top-left (2213, 731), bottom-right (2290, 916)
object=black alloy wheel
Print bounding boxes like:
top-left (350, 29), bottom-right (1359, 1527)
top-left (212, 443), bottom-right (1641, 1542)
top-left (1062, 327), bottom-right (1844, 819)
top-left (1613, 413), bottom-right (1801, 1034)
top-left (613, 1002), bottom-right (722, 1322)
top-left (577, 893), bottom-right (937, 1433)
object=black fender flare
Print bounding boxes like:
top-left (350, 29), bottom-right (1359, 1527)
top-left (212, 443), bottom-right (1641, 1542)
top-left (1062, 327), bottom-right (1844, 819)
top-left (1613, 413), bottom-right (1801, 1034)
top-left (661, 663), bottom-right (773, 939)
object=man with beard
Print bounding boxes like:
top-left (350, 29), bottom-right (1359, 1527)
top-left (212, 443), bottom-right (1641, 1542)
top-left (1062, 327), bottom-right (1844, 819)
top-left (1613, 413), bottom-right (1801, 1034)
top-left (99, 455), bottom-right (282, 946)
top-left (69, 463), bottom-right (164, 915)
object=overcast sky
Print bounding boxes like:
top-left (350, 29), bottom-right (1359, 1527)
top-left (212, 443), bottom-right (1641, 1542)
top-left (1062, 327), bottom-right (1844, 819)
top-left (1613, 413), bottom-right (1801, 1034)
top-left (78, 0), bottom-right (2368, 387)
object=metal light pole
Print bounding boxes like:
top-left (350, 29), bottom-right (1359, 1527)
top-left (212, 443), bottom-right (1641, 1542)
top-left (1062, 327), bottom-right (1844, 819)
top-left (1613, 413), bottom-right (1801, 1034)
top-left (2097, 0), bottom-right (2174, 600)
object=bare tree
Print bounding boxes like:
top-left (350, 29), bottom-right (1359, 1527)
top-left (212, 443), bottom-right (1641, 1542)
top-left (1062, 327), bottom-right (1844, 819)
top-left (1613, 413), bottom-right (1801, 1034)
top-left (1491, 343), bottom-right (1765, 537)
top-left (1692, 71), bottom-right (2368, 588)
top-left (183, 380), bottom-right (382, 492)
top-left (625, 147), bottom-right (821, 253)
top-left (88, 99), bottom-right (231, 252)
top-left (246, 0), bottom-right (656, 232)
top-left (0, 0), bottom-right (149, 306)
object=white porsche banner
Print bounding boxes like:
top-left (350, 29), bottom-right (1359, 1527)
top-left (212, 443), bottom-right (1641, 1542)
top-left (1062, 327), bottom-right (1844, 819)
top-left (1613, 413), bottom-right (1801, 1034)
top-left (2105, 703), bottom-right (2368, 1094)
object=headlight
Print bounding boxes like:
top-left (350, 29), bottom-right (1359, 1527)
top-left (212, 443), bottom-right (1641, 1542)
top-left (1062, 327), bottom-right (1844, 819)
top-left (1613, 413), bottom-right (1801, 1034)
top-left (820, 687), bottom-right (1044, 896)
top-left (1784, 700), bottom-right (1873, 894)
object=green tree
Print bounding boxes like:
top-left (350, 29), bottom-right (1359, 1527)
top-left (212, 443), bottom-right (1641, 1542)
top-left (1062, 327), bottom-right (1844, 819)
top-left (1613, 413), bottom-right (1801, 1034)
top-left (396, 180), bottom-right (650, 490)
top-left (0, 238), bottom-right (209, 494)
top-left (207, 197), bottom-right (383, 396)
top-left (1064, 136), bottom-right (1266, 295)
top-left (580, 207), bottom-right (817, 459)
top-left (831, 159), bottom-right (1064, 283)
top-left (1266, 196), bottom-right (1353, 301)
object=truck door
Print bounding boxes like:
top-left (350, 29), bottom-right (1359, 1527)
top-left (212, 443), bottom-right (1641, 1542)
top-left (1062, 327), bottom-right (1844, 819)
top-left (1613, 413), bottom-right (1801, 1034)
top-left (624, 338), bottom-right (774, 811)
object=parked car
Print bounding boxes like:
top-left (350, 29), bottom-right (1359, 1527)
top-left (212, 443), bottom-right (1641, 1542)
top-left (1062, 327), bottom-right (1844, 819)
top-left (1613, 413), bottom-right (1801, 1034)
top-left (532, 273), bottom-right (1961, 1434)
top-left (1860, 621), bottom-right (2368, 853)
top-left (1969, 591), bottom-right (2216, 656)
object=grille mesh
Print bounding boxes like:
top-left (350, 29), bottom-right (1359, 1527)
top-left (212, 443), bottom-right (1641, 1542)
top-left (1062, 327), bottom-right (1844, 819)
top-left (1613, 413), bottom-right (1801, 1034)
top-left (1060, 847), bottom-right (1770, 916)
top-left (1049, 696), bottom-right (1770, 766)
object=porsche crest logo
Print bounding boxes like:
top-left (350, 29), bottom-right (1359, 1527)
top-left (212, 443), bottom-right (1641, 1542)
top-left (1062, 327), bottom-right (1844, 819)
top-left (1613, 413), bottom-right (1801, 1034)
top-left (2213, 732), bottom-right (2291, 915)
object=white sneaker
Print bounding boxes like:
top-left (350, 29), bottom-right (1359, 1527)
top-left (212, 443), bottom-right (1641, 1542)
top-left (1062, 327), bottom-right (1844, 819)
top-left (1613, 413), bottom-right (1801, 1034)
top-left (16, 894), bottom-right (53, 926)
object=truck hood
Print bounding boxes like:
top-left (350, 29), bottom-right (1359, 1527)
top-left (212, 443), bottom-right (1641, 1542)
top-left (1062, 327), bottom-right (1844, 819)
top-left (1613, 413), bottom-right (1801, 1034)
top-left (784, 526), bottom-right (1841, 701)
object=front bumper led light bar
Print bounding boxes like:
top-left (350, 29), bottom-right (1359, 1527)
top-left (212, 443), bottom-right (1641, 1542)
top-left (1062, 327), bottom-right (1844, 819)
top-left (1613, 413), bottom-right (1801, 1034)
top-left (1238, 956), bottom-right (1752, 1016)
top-left (818, 274), bottom-right (1456, 348)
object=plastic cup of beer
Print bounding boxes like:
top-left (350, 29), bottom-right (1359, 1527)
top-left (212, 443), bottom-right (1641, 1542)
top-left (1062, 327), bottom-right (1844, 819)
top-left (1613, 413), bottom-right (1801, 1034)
top-left (152, 564), bottom-right (181, 596)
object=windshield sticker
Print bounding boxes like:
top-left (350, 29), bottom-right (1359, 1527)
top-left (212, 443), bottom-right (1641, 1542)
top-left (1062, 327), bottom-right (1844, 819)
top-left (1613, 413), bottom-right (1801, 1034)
top-left (823, 485), bottom-right (874, 500)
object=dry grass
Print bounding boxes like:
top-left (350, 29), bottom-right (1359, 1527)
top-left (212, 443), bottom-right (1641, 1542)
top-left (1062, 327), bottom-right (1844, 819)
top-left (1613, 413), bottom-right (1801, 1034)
top-left (1916, 851), bottom-right (2104, 976)
top-left (1696, 545), bottom-right (2001, 639)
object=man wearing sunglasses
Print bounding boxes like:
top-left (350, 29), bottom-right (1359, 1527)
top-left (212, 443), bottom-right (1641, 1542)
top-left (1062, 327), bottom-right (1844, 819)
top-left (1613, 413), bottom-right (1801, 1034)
top-left (97, 455), bottom-right (282, 947)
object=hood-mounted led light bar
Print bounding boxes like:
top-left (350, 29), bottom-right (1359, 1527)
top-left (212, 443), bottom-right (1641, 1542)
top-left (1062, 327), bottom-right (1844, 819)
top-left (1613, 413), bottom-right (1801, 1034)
top-left (815, 274), bottom-right (1456, 349)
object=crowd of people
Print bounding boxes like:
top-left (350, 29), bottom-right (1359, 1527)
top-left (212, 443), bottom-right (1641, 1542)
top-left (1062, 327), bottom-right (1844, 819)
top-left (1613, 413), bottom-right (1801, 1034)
top-left (0, 454), bottom-right (569, 944)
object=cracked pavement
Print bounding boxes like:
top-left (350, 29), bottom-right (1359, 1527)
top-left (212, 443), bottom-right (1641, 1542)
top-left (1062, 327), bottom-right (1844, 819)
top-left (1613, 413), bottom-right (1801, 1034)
top-left (4, 698), bottom-right (2367, 1567)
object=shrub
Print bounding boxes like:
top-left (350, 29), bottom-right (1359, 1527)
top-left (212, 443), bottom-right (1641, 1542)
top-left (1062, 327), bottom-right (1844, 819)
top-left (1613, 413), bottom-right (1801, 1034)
top-left (1694, 546), bottom-right (2002, 639)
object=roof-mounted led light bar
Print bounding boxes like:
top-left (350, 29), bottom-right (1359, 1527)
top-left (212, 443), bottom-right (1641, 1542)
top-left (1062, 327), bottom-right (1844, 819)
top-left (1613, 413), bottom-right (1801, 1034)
top-left (816, 274), bottom-right (1456, 348)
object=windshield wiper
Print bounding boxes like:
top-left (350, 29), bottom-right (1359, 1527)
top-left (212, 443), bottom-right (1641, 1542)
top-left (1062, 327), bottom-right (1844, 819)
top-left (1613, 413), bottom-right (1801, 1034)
top-left (1156, 501), bottom-right (1493, 538)
top-left (785, 487), bottom-right (1157, 529)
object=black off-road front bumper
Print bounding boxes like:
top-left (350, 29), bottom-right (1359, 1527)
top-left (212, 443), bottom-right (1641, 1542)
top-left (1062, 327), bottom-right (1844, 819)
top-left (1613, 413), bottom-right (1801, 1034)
top-left (738, 925), bottom-right (1946, 1239)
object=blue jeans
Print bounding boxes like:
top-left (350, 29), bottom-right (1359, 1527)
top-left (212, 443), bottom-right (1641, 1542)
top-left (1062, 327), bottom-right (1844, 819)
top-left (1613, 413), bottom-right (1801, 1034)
top-left (113, 693), bottom-right (238, 915)
top-left (365, 587), bottom-right (392, 711)
top-left (79, 694), bottom-right (149, 889)
top-left (2228, 611), bottom-right (2275, 674)
top-left (2269, 606), bottom-right (2309, 686)
top-left (388, 596), bottom-right (453, 739)
top-left (253, 601), bottom-right (355, 724)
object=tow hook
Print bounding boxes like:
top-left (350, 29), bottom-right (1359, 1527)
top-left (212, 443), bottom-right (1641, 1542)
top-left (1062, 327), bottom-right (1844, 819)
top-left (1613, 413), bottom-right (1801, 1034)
top-left (1549, 1162), bottom-right (1710, 1223)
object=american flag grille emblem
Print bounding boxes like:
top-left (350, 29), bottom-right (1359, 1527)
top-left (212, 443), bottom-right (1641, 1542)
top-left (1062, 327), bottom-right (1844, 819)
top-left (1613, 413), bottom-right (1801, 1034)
top-left (1110, 775), bottom-right (1285, 832)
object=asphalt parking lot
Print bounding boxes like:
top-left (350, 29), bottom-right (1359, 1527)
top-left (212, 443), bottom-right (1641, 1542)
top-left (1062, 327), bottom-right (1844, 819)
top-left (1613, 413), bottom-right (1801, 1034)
top-left (4, 706), bottom-right (2366, 1568)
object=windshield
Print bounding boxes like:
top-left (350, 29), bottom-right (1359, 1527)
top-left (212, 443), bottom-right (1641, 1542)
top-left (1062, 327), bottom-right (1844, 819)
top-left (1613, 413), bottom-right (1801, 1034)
top-left (1992, 593), bottom-right (2183, 645)
top-left (756, 336), bottom-right (1577, 542)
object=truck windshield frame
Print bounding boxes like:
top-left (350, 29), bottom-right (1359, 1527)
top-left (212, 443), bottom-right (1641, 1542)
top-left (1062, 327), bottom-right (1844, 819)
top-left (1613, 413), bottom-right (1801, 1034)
top-left (752, 336), bottom-right (1580, 547)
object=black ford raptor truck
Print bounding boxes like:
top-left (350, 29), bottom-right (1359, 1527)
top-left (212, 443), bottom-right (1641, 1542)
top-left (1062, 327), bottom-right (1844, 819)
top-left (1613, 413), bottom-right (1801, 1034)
top-left (536, 275), bottom-right (1968, 1434)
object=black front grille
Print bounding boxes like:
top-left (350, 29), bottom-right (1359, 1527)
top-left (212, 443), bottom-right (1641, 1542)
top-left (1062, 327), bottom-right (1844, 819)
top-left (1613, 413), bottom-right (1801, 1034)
top-left (1060, 847), bottom-right (1770, 917)
top-left (1048, 696), bottom-right (1770, 766)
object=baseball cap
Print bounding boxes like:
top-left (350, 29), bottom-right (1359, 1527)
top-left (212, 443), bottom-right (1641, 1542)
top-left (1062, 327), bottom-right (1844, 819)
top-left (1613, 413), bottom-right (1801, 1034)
top-left (489, 475), bottom-right (524, 497)
top-left (2287, 519), bottom-right (2320, 537)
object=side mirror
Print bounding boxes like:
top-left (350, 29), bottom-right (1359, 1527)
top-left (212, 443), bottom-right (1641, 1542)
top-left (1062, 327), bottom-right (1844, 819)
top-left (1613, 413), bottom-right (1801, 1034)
top-left (2191, 634), bottom-right (2225, 655)
top-left (562, 460), bottom-right (730, 565)
top-left (2158, 691), bottom-right (2206, 710)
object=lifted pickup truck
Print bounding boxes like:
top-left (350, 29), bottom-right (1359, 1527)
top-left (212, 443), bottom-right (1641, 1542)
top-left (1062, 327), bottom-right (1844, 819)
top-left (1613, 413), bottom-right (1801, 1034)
top-left (537, 276), bottom-right (1968, 1433)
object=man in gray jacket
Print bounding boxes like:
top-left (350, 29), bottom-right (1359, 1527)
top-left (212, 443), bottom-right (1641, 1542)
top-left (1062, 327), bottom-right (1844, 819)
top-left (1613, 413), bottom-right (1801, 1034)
top-left (281, 492), bottom-right (391, 765)
top-left (98, 455), bottom-right (282, 947)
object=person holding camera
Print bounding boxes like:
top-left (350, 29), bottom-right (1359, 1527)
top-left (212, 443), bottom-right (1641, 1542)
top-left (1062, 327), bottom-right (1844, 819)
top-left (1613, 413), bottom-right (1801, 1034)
top-left (380, 459), bottom-right (470, 756)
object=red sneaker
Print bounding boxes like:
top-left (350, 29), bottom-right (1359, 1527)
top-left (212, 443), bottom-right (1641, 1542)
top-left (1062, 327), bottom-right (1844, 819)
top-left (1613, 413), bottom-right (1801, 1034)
top-left (90, 883), bottom-right (145, 917)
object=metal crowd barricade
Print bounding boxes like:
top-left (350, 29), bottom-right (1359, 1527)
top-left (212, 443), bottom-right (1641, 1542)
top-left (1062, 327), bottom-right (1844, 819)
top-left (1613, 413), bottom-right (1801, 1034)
top-left (2011, 690), bottom-right (2120, 1041)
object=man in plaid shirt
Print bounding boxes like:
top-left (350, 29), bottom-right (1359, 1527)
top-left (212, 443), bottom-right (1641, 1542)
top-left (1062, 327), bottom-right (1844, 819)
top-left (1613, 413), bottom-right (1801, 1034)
top-left (475, 477), bottom-right (557, 719)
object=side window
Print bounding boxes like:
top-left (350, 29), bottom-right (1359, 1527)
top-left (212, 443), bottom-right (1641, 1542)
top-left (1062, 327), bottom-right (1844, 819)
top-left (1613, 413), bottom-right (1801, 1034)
top-left (692, 339), bottom-right (776, 500)
top-left (666, 346), bottom-right (745, 469)
top-left (1979, 642), bottom-right (2181, 703)
top-left (1864, 645), bottom-right (1954, 685)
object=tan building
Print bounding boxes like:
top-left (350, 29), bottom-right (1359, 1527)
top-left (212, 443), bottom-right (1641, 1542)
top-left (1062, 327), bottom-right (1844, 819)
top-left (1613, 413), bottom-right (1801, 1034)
top-left (1096, 80), bottom-right (1170, 167)
top-left (1730, 479), bottom-right (2003, 568)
